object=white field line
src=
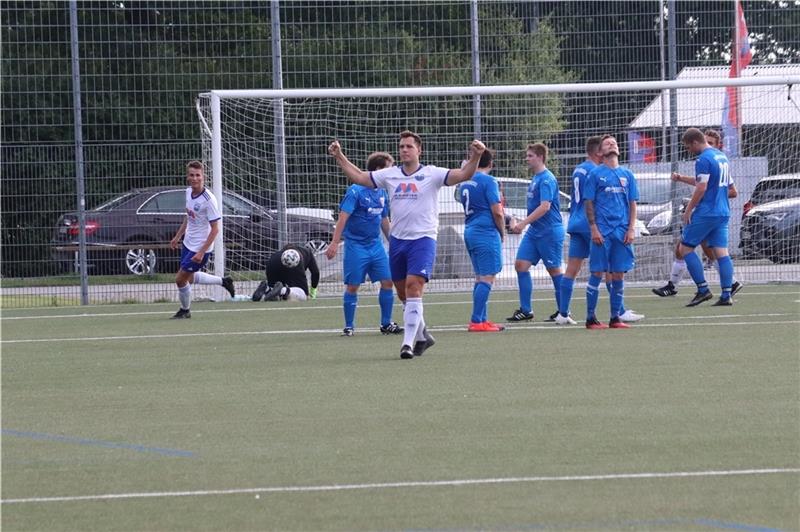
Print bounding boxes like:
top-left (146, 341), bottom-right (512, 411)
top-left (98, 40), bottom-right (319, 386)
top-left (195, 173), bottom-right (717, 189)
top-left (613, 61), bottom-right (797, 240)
top-left (2, 467), bottom-right (798, 505)
top-left (3, 290), bottom-right (799, 321)
top-left (2, 318), bottom-right (799, 344)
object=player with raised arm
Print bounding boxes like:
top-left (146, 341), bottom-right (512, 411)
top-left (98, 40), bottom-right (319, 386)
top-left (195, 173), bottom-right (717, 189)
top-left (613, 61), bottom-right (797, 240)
top-left (505, 143), bottom-right (564, 323)
top-left (329, 131), bottom-right (486, 359)
top-left (652, 129), bottom-right (742, 298)
top-left (675, 128), bottom-right (737, 307)
top-left (583, 135), bottom-right (639, 329)
top-left (325, 152), bottom-right (402, 337)
top-left (456, 147), bottom-right (506, 332)
top-left (169, 161), bottom-right (235, 319)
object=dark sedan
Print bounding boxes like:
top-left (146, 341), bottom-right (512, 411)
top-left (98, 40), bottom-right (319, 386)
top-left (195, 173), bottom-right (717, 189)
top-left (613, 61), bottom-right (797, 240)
top-left (51, 187), bottom-right (334, 275)
top-left (739, 197), bottom-right (800, 264)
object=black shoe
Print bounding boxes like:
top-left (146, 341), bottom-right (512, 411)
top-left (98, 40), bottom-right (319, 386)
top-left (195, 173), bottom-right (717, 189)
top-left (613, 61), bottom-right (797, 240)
top-left (686, 290), bottom-right (713, 307)
top-left (400, 344), bottom-right (414, 360)
top-left (506, 308), bottom-right (534, 322)
top-left (341, 327), bottom-right (354, 337)
top-left (222, 276), bottom-right (235, 298)
top-left (170, 308), bottom-right (191, 319)
top-left (380, 322), bottom-right (403, 335)
top-left (413, 328), bottom-right (436, 357)
top-left (264, 281), bottom-right (285, 301)
top-left (252, 280), bottom-right (268, 302)
top-left (545, 310), bottom-right (559, 322)
top-left (652, 281), bottom-right (678, 297)
top-left (712, 296), bottom-right (733, 306)
top-left (731, 281), bottom-right (743, 297)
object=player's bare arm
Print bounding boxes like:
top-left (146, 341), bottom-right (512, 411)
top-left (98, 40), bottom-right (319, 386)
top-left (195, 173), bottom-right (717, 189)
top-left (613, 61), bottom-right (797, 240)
top-left (625, 200), bottom-right (637, 244)
top-left (491, 203), bottom-right (505, 241)
top-left (446, 140), bottom-right (487, 185)
top-left (512, 201), bottom-right (550, 234)
top-left (170, 218), bottom-right (188, 249)
top-left (585, 199), bottom-right (604, 244)
top-left (328, 140), bottom-right (372, 187)
top-left (325, 210), bottom-right (350, 260)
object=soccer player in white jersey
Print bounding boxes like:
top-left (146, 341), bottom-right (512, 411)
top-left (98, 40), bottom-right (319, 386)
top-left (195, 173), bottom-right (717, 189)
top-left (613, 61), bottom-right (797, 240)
top-left (168, 161), bottom-right (235, 319)
top-left (329, 131), bottom-right (487, 359)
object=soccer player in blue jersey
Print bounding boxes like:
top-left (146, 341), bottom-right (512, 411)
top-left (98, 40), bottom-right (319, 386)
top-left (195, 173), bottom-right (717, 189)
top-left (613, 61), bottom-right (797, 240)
top-left (325, 151), bottom-right (403, 337)
top-left (583, 135), bottom-right (639, 329)
top-left (506, 143), bottom-right (564, 322)
top-left (456, 147), bottom-right (506, 332)
top-left (329, 132), bottom-right (486, 360)
top-left (168, 161), bottom-right (235, 319)
top-left (676, 128), bottom-right (737, 307)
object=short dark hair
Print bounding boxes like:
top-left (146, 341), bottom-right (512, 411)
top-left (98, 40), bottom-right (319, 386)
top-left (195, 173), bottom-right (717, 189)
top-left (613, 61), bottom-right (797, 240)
top-left (478, 147), bottom-right (495, 168)
top-left (526, 142), bottom-right (548, 160)
top-left (399, 130), bottom-right (422, 149)
top-left (586, 135), bottom-right (603, 155)
top-left (703, 129), bottom-right (722, 146)
top-left (682, 128), bottom-right (705, 144)
top-left (186, 160), bottom-right (204, 171)
top-left (366, 152), bottom-right (395, 171)
top-left (600, 134), bottom-right (616, 144)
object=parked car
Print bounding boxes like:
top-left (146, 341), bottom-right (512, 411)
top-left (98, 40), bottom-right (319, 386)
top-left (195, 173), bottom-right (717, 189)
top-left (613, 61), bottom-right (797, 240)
top-left (742, 174), bottom-right (800, 217)
top-left (634, 172), bottom-right (693, 235)
top-left (739, 197), bottom-right (800, 264)
top-left (51, 186), bottom-right (335, 275)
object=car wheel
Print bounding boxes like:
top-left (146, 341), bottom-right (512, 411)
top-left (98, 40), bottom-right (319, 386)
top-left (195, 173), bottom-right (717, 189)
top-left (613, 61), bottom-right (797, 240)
top-left (304, 235), bottom-right (329, 254)
top-left (125, 246), bottom-right (157, 275)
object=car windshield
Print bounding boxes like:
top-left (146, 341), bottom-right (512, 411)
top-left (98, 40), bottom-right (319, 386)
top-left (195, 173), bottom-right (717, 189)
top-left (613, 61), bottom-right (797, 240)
top-left (139, 191), bottom-right (185, 213)
top-left (94, 192), bottom-right (136, 211)
top-left (637, 178), bottom-right (675, 204)
top-left (752, 180), bottom-right (800, 203)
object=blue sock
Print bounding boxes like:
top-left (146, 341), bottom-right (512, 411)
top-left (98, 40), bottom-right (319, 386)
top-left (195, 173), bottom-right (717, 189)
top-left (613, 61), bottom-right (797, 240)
top-left (559, 276), bottom-right (575, 317)
top-left (343, 291), bottom-right (358, 328)
top-left (551, 274), bottom-right (563, 313)
top-left (684, 252), bottom-right (709, 292)
top-left (517, 271), bottom-right (532, 313)
top-left (378, 288), bottom-right (394, 326)
top-left (610, 279), bottom-right (624, 319)
top-left (718, 256), bottom-right (734, 298)
top-left (586, 274), bottom-right (602, 320)
top-left (607, 281), bottom-right (625, 314)
top-left (472, 281), bottom-right (492, 323)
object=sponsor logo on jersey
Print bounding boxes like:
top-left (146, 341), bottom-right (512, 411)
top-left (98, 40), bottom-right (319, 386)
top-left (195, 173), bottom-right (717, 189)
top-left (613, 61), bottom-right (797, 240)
top-left (395, 183), bottom-right (418, 194)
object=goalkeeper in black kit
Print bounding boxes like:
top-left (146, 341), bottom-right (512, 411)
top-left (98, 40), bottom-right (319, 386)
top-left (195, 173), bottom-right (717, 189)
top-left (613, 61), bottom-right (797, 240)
top-left (252, 244), bottom-right (320, 301)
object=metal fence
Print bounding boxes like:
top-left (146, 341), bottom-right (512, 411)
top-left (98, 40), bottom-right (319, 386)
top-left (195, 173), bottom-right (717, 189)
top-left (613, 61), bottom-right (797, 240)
top-left (2, 1), bottom-right (799, 307)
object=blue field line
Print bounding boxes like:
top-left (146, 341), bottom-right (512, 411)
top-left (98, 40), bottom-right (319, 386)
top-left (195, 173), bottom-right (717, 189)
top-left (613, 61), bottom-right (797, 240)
top-left (2, 429), bottom-right (195, 458)
top-left (693, 518), bottom-right (782, 532)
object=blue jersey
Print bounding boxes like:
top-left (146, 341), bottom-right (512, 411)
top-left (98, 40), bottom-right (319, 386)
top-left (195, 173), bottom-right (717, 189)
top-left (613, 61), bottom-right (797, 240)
top-left (693, 147), bottom-right (731, 218)
top-left (584, 164), bottom-right (639, 235)
top-left (339, 184), bottom-right (389, 245)
top-left (567, 160), bottom-right (596, 235)
top-left (526, 168), bottom-right (563, 237)
top-left (457, 171), bottom-right (502, 235)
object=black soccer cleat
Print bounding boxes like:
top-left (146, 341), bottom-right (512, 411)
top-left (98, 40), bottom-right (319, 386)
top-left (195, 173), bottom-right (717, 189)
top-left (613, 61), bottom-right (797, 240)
top-left (731, 281), bottom-right (743, 297)
top-left (686, 290), bottom-right (713, 307)
top-left (413, 327), bottom-right (436, 357)
top-left (252, 280), bottom-right (268, 302)
top-left (170, 308), bottom-right (191, 319)
top-left (222, 276), bottom-right (236, 298)
top-left (544, 310), bottom-right (559, 322)
top-left (712, 296), bottom-right (733, 306)
top-left (263, 281), bottom-right (285, 301)
top-left (380, 322), bottom-right (403, 335)
top-left (652, 281), bottom-right (678, 297)
top-left (506, 308), bottom-right (534, 322)
top-left (400, 344), bottom-right (414, 360)
top-left (341, 327), bottom-right (354, 337)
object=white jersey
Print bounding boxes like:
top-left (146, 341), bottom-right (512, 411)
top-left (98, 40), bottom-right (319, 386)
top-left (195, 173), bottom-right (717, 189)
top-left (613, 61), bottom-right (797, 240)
top-left (183, 187), bottom-right (221, 253)
top-left (370, 164), bottom-right (450, 240)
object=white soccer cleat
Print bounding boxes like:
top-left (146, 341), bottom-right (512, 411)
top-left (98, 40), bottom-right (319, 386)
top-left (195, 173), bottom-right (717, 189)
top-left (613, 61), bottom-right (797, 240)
top-left (554, 313), bottom-right (577, 325)
top-left (619, 309), bottom-right (645, 322)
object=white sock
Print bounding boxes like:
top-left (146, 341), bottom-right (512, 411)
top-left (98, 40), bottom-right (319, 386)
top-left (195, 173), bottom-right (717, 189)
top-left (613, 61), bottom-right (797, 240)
top-left (178, 284), bottom-right (191, 309)
top-left (192, 272), bottom-right (222, 285)
top-left (402, 298), bottom-right (422, 347)
top-left (669, 260), bottom-right (686, 285)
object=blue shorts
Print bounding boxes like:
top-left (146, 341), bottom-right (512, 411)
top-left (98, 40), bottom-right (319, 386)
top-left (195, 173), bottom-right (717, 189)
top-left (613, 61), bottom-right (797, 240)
top-left (180, 245), bottom-right (211, 273)
top-left (516, 226), bottom-right (564, 269)
top-left (589, 227), bottom-right (635, 273)
top-left (567, 231), bottom-right (591, 259)
top-left (343, 239), bottom-right (391, 286)
top-left (682, 215), bottom-right (730, 249)
top-left (464, 229), bottom-right (502, 276)
top-left (389, 236), bottom-right (437, 281)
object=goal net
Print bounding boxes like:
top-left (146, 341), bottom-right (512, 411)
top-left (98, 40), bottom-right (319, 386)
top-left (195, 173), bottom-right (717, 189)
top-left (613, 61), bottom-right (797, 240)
top-left (198, 74), bottom-right (800, 295)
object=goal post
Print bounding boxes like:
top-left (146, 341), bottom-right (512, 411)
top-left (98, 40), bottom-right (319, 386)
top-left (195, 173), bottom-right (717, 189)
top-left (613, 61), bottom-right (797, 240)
top-left (198, 74), bottom-right (800, 295)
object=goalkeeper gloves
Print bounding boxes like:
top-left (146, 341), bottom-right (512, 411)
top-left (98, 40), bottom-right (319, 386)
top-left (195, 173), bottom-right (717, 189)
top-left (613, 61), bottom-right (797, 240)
top-left (309, 287), bottom-right (317, 299)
